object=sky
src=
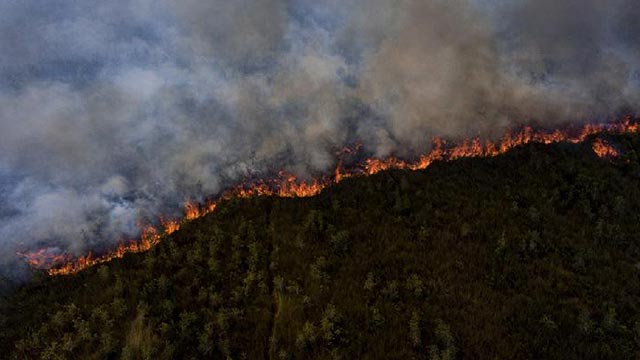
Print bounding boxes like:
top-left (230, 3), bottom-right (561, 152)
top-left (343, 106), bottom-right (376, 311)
top-left (0, 0), bottom-right (639, 278)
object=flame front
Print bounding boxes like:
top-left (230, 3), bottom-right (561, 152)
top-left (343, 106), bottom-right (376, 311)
top-left (20, 118), bottom-right (640, 276)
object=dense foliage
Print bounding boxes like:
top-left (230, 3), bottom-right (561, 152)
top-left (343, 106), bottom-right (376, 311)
top-left (2, 133), bottom-right (640, 359)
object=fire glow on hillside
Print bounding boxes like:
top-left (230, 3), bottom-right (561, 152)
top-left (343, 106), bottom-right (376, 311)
top-left (20, 118), bottom-right (640, 276)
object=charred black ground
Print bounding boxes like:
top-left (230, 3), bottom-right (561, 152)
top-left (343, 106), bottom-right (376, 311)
top-left (2, 133), bottom-right (640, 359)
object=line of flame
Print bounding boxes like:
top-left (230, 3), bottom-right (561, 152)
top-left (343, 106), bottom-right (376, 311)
top-left (19, 118), bottom-right (640, 276)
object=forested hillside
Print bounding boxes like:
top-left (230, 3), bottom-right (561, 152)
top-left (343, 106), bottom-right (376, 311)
top-left (2, 133), bottom-right (640, 359)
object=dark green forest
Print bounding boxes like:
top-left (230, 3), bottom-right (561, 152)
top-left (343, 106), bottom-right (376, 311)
top-left (2, 133), bottom-right (640, 359)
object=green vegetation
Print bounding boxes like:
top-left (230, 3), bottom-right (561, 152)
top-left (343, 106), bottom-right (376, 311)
top-left (2, 133), bottom-right (640, 359)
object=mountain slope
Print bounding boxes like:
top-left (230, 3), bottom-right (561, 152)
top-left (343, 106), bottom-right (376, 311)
top-left (2, 133), bottom-right (640, 359)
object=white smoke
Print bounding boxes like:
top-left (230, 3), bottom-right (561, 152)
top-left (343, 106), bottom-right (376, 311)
top-left (0, 0), bottom-right (638, 277)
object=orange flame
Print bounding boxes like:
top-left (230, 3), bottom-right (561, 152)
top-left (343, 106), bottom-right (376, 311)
top-left (19, 118), bottom-right (640, 276)
top-left (592, 138), bottom-right (619, 158)
top-left (161, 218), bottom-right (181, 235)
top-left (184, 201), bottom-right (202, 221)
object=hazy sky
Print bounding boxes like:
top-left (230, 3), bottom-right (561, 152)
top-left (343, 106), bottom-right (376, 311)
top-left (1, 0), bottom-right (638, 277)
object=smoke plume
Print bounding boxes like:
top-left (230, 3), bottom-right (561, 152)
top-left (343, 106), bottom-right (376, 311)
top-left (1, 0), bottom-right (639, 277)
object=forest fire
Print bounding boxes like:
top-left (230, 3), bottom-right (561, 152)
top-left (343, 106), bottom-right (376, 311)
top-left (592, 138), bottom-right (620, 158)
top-left (20, 118), bottom-right (640, 276)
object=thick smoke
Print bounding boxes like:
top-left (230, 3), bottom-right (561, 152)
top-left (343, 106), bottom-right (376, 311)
top-left (0, 0), bottom-right (638, 277)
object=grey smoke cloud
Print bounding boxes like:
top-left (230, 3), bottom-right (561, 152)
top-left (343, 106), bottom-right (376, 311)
top-left (0, 0), bottom-right (638, 277)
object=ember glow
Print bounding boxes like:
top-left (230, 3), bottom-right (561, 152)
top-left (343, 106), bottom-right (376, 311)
top-left (20, 119), bottom-right (639, 276)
